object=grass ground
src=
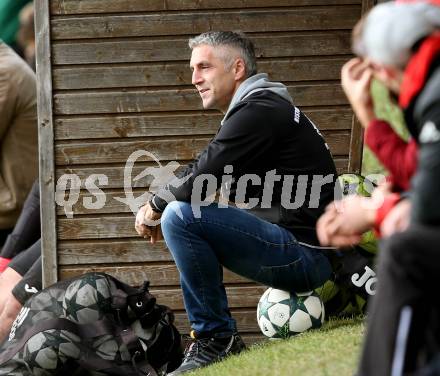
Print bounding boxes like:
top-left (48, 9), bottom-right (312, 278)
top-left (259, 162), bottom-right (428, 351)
top-left (191, 317), bottom-right (365, 376)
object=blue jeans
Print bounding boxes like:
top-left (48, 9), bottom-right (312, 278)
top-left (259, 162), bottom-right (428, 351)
top-left (161, 201), bottom-right (332, 336)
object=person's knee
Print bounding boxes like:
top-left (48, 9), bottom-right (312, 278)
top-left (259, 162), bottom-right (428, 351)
top-left (0, 295), bottom-right (23, 342)
top-left (0, 267), bottom-right (23, 302)
top-left (2, 295), bottom-right (22, 321)
top-left (161, 201), bottom-right (193, 230)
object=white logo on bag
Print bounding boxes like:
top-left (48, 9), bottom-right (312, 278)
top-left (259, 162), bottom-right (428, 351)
top-left (8, 307), bottom-right (30, 341)
top-left (24, 284), bottom-right (38, 294)
top-left (351, 266), bottom-right (377, 296)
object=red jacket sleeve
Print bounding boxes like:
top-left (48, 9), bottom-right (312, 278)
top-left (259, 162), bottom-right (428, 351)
top-left (374, 193), bottom-right (402, 238)
top-left (365, 119), bottom-right (418, 191)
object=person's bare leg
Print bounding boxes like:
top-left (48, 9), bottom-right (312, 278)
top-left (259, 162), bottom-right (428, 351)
top-left (0, 267), bottom-right (22, 314)
top-left (0, 294), bottom-right (23, 342)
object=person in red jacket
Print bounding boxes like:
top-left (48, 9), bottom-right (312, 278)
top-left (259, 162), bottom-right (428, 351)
top-left (321, 1), bottom-right (440, 374)
top-left (317, 0), bottom-right (439, 244)
top-left (365, 119), bottom-right (417, 192)
top-left (317, 55), bottom-right (419, 245)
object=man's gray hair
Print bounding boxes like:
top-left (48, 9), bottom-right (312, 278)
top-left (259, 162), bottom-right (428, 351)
top-left (188, 31), bottom-right (257, 78)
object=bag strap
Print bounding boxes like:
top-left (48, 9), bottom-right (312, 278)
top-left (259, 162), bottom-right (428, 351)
top-left (81, 361), bottom-right (158, 376)
top-left (76, 354), bottom-right (158, 376)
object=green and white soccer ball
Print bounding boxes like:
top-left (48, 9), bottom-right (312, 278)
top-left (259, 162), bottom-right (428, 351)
top-left (257, 288), bottom-right (325, 339)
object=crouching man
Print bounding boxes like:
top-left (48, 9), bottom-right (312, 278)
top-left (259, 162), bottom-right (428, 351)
top-left (135, 31), bottom-right (337, 375)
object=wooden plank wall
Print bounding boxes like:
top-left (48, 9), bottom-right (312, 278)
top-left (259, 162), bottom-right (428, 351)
top-left (39, 0), bottom-right (374, 343)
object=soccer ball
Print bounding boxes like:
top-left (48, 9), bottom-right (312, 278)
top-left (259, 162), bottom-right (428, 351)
top-left (257, 288), bottom-right (325, 339)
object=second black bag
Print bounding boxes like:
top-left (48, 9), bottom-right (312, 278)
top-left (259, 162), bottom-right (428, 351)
top-left (0, 272), bottom-right (183, 375)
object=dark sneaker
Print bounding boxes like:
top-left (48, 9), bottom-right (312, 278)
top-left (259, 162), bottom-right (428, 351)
top-left (167, 332), bottom-right (246, 375)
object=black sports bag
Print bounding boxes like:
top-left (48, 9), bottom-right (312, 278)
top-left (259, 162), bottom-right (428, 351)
top-left (0, 272), bottom-right (182, 375)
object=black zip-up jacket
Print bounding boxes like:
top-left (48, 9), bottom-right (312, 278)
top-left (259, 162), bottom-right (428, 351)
top-left (405, 57), bottom-right (440, 225)
top-left (150, 89), bottom-right (337, 246)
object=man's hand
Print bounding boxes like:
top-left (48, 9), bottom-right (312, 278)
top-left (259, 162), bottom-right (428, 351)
top-left (135, 202), bottom-right (163, 244)
top-left (341, 58), bottom-right (375, 128)
top-left (371, 181), bottom-right (392, 203)
top-left (317, 195), bottom-right (377, 247)
top-left (150, 224), bottom-right (163, 244)
top-left (380, 199), bottom-right (411, 237)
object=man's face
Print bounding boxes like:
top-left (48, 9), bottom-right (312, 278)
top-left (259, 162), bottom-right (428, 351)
top-left (190, 45), bottom-right (239, 113)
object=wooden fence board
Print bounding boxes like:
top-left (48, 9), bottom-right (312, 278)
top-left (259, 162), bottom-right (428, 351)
top-left (173, 310), bottom-right (259, 333)
top-left (349, 117), bottom-right (364, 174)
top-left (58, 215), bottom-right (136, 240)
top-left (55, 138), bottom-right (209, 165)
top-left (54, 113), bottom-right (220, 140)
top-left (58, 239), bottom-right (173, 264)
top-left (148, 285), bottom-right (267, 310)
top-left (53, 83), bottom-right (348, 115)
top-left (54, 107), bottom-right (353, 140)
top-left (52, 32), bottom-right (352, 65)
top-left (240, 334), bottom-right (266, 345)
top-left (60, 264), bottom-right (250, 285)
top-left (56, 190), bottom-right (153, 216)
top-left (35, 0), bottom-right (58, 287)
top-left (51, 0), bottom-right (361, 15)
top-left (53, 58), bottom-right (346, 90)
top-left (55, 157), bottom-right (349, 190)
top-left (51, 7), bottom-right (360, 40)
top-left (57, 163), bottom-right (187, 189)
top-left (54, 131), bottom-right (350, 166)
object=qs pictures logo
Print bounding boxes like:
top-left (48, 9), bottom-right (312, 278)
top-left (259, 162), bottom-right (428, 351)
top-left (55, 150), bottom-right (191, 222)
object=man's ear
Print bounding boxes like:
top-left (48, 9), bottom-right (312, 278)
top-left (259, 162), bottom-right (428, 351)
top-left (233, 58), bottom-right (246, 81)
